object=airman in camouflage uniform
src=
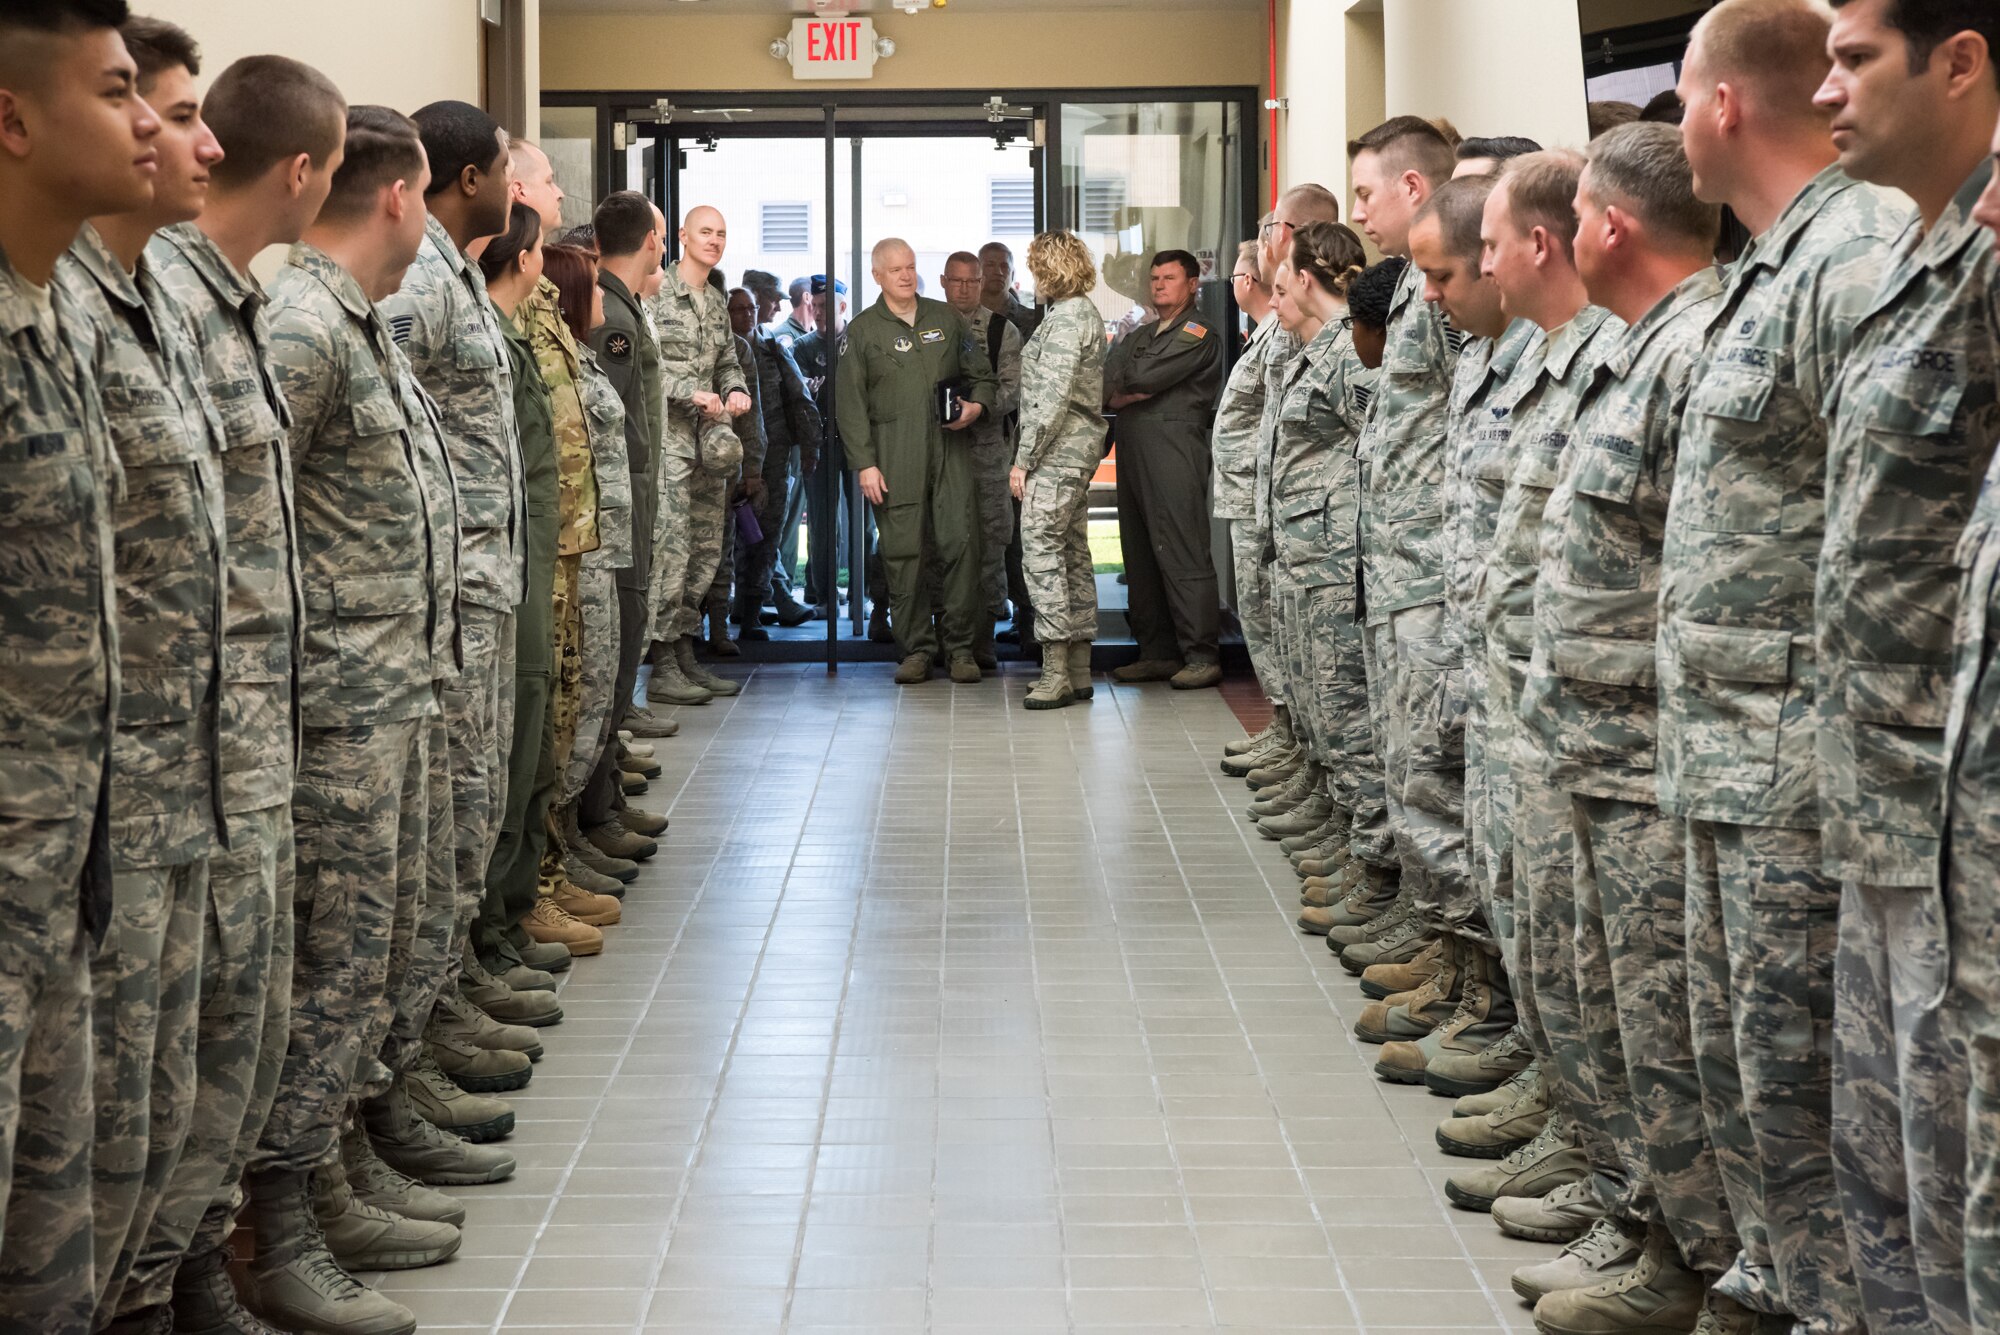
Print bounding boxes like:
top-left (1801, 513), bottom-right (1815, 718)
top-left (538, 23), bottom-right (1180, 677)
top-left (1519, 258), bottom-right (1733, 1312)
top-left (1661, 164), bottom-right (1898, 1335)
top-left (1213, 311), bottom-right (1284, 701)
top-left (964, 299), bottom-right (1023, 654)
top-left (1353, 261), bottom-right (1465, 962)
top-left (1821, 162), bottom-right (2000, 1335)
top-left (734, 326), bottom-right (821, 632)
top-left (381, 212), bottom-right (523, 978)
top-left (704, 328), bottom-right (767, 643)
top-left (569, 349), bottom-right (631, 812)
top-left (0, 219), bottom-right (122, 1335)
top-left (1014, 292), bottom-right (1107, 656)
top-left (256, 237), bottom-right (458, 1187)
top-left (55, 222), bottom-right (226, 1325)
top-left (644, 257), bottom-right (749, 693)
top-left (144, 215), bottom-right (305, 1325)
top-left (1482, 300), bottom-right (1625, 1213)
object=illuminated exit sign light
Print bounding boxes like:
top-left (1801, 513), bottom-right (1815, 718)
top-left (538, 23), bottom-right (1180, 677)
top-left (789, 16), bottom-right (880, 80)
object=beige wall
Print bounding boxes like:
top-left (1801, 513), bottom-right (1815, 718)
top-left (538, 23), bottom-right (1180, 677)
top-left (539, 9), bottom-right (1264, 93)
top-left (161, 0), bottom-right (486, 115)
top-left (1384, 0), bottom-right (1587, 150)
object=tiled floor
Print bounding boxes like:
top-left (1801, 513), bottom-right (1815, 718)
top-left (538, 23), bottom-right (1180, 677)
top-left (389, 664), bottom-right (1549, 1333)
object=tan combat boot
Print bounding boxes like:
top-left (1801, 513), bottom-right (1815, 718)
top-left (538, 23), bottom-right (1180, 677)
top-left (243, 1168), bottom-right (419, 1335)
top-left (1356, 937), bottom-right (1464, 1048)
top-left (1067, 640), bottom-right (1095, 699)
top-left (406, 1052), bottom-right (515, 1143)
top-left (524, 897), bottom-right (604, 956)
top-left (312, 1165), bottom-right (460, 1272)
top-left (1444, 1115), bottom-right (1588, 1212)
top-left (1438, 1061), bottom-right (1550, 1159)
top-left (341, 1122), bottom-right (465, 1228)
top-left (551, 875), bottom-right (622, 927)
top-left (677, 635), bottom-right (741, 696)
top-left (1360, 936), bottom-right (1447, 1000)
top-left (1025, 642), bottom-right (1075, 710)
top-left (1513, 1214), bottom-right (1642, 1304)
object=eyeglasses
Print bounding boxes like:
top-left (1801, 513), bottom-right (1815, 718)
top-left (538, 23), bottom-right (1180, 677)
top-left (1230, 271), bottom-right (1257, 283)
top-left (1259, 218), bottom-right (1294, 238)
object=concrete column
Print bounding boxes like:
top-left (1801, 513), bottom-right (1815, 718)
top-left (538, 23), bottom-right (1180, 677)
top-left (1383, 0), bottom-right (1588, 149)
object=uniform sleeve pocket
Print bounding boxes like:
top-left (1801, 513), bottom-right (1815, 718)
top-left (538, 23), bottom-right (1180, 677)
top-left (0, 748), bottom-right (88, 820)
top-left (349, 387), bottom-right (404, 438)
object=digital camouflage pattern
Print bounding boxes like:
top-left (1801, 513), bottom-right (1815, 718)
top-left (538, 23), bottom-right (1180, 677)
top-left (1521, 268), bottom-right (1724, 804)
top-left (1817, 166), bottom-right (2000, 888)
top-left (1212, 314), bottom-right (1279, 521)
top-left (1447, 320), bottom-right (1542, 955)
top-left (1016, 296), bottom-right (1107, 643)
top-left (579, 350), bottom-right (633, 573)
top-left (967, 310), bottom-right (1022, 620)
top-left (0, 244), bottom-right (119, 1331)
top-left (1659, 169), bottom-right (1906, 829)
top-left (707, 332), bottom-right (764, 610)
top-left (1255, 327), bottom-right (1301, 709)
top-left (1658, 167), bottom-right (1895, 1335)
top-left (380, 215), bottom-right (524, 614)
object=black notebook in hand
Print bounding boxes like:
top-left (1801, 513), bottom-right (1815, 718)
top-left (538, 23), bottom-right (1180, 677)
top-left (937, 378), bottom-right (968, 431)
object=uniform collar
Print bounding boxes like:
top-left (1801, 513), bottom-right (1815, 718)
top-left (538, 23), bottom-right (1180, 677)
top-left (1387, 259), bottom-right (1423, 319)
top-left (70, 222), bottom-right (145, 312)
top-left (1860, 160), bottom-right (1992, 325)
top-left (1298, 317), bottom-right (1347, 368)
top-left (599, 268), bottom-right (641, 314)
top-left (0, 244), bottom-right (53, 342)
top-left (1542, 304), bottom-right (1615, 380)
top-left (1736, 164), bottom-right (1862, 281)
top-left (1247, 310), bottom-right (1279, 349)
top-left (154, 221), bottom-right (264, 315)
top-left (284, 241), bottom-right (376, 323)
top-left (1487, 318), bottom-right (1539, 383)
top-left (1603, 266), bottom-right (1723, 379)
top-left (424, 214), bottom-right (474, 279)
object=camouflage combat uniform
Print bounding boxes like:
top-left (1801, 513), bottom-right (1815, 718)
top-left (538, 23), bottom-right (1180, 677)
top-left (255, 242), bottom-right (456, 1176)
top-left (568, 351), bottom-right (630, 810)
top-left (1482, 303), bottom-right (1624, 1196)
top-left (521, 280), bottom-right (598, 908)
top-left (1214, 313), bottom-right (1283, 699)
top-left (1013, 294), bottom-right (1106, 644)
top-left (1820, 165), bottom-right (2000, 1335)
top-left (735, 329), bottom-right (820, 624)
top-left (55, 226), bottom-right (226, 1325)
top-left (1659, 167), bottom-right (1898, 1332)
top-left (0, 244), bottom-right (120, 1335)
top-left (646, 269), bottom-right (747, 646)
top-left (1269, 320), bottom-right (1374, 861)
top-left (967, 309), bottom-right (1023, 626)
top-left (1354, 265), bottom-right (1464, 943)
top-left (705, 331), bottom-right (767, 621)
top-left (141, 220), bottom-right (303, 1308)
top-left (1445, 319), bottom-right (1542, 962)
top-left (1519, 267), bottom-right (1734, 1268)
top-left (380, 215), bottom-right (522, 975)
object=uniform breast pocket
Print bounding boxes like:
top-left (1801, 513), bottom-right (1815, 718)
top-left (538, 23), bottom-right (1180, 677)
top-left (1563, 443), bottom-right (1646, 590)
top-left (1683, 365), bottom-right (1780, 536)
top-left (1667, 616), bottom-right (1791, 786)
top-left (454, 323), bottom-right (499, 373)
top-left (330, 573), bottom-right (427, 689)
top-left (0, 449), bottom-right (90, 588)
top-left (1274, 490), bottom-right (1332, 573)
top-left (1854, 377), bottom-right (1969, 563)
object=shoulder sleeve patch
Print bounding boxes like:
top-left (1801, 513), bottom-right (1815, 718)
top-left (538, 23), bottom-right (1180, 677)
top-left (388, 312), bottom-right (416, 345)
top-left (838, 334), bottom-right (849, 356)
top-left (1182, 321), bottom-right (1210, 340)
top-left (605, 331), bottom-right (632, 362)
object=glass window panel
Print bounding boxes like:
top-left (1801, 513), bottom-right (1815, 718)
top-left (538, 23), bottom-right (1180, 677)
top-left (539, 105), bottom-right (598, 231)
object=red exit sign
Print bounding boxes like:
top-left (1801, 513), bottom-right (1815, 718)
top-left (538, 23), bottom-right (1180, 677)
top-left (787, 16), bottom-right (880, 80)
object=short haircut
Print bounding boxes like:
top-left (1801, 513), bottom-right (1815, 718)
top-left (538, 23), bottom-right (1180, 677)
top-left (1456, 135), bottom-right (1541, 164)
top-left (788, 276), bottom-right (810, 303)
top-left (542, 242), bottom-right (597, 343)
top-left (1276, 182), bottom-right (1342, 224)
top-left (1347, 257), bottom-right (1407, 330)
top-left (477, 202), bottom-right (542, 285)
top-left (1346, 115), bottom-right (1457, 186)
top-left (978, 241), bottom-right (1013, 263)
top-left (1693, 0), bottom-right (1836, 119)
top-left (1831, 0), bottom-right (2000, 87)
top-left (1151, 249), bottom-right (1200, 281)
top-left (943, 250), bottom-right (980, 271)
top-left (412, 100), bottom-right (504, 199)
top-left (870, 236), bottom-right (914, 268)
top-left (1640, 89), bottom-right (1686, 123)
top-left (1026, 229), bottom-right (1097, 302)
top-left (1288, 221), bottom-right (1367, 298)
top-left (742, 268), bottom-right (781, 300)
top-left (593, 191), bottom-right (655, 258)
top-left (1583, 121), bottom-right (1722, 254)
top-left (1414, 174), bottom-right (1498, 263)
top-left (1497, 149), bottom-right (1587, 257)
top-left (1234, 240), bottom-right (1270, 291)
top-left (555, 223), bottom-right (596, 254)
top-left (1587, 100), bottom-right (1643, 139)
top-left (203, 55), bottom-right (346, 190)
top-left (318, 104), bottom-right (423, 223)
top-left (0, 0), bottom-right (128, 54)
top-left (119, 14), bottom-right (196, 89)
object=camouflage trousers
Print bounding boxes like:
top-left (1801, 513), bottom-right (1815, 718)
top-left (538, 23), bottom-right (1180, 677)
top-left (89, 857), bottom-right (205, 1323)
top-left (1577, 796), bottom-right (1738, 1272)
top-left (1464, 670), bottom-right (1518, 977)
top-left (439, 607), bottom-right (513, 985)
top-left (1284, 580), bottom-right (1390, 870)
top-left (1019, 466), bottom-right (1096, 644)
top-left (374, 709), bottom-right (451, 1091)
top-left (1517, 775), bottom-right (1624, 1203)
top-left (1832, 880), bottom-right (1969, 1335)
top-left (258, 714), bottom-right (430, 1174)
top-left (1228, 517), bottom-right (1281, 703)
top-left (127, 803), bottom-right (293, 1316)
top-left (539, 556), bottom-right (585, 891)
top-left (0, 860), bottom-right (95, 1334)
top-left (970, 439), bottom-right (1014, 620)
top-left (1946, 826), bottom-right (2000, 1335)
top-left (1363, 603), bottom-right (1471, 934)
top-left (566, 562), bottom-right (619, 807)
top-left (1685, 819), bottom-right (1863, 1333)
top-left (651, 456), bottom-right (730, 644)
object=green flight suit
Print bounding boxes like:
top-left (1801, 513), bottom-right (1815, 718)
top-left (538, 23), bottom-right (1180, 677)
top-left (834, 295), bottom-right (997, 661)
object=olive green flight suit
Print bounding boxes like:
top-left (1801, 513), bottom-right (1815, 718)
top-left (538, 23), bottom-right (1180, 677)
top-left (834, 295), bottom-right (997, 661)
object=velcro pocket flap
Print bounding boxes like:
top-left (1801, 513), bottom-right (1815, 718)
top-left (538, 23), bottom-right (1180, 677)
top-left (1675, 620), bottom-right (1790, 685)
top-left (0, 748), bottom-right (89, 820)
top-left (1548, 632), bottom-right (1655, 688)
top-left (332, 573), bottom-right (426, 618)
top-left (1688, 366), bottom-right (1775, 424)
top-left (457, 484), bottom-right (514, 530)
top-left (223, 633), bottom-right (290, 685)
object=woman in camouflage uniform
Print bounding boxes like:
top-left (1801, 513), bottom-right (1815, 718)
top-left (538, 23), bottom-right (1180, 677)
top-left (1010, 231), bottom-right (1109, 709)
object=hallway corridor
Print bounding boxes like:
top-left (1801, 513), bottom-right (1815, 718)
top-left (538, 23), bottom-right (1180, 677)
top-left (386, 665), bottom-right (1541, 1333)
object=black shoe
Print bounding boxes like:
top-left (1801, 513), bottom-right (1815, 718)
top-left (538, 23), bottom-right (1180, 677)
top-left (739, 625), bottom-right (770, 641)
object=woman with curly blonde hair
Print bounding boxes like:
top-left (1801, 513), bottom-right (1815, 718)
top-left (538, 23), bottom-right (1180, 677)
top-left (1010, 231), bottom-right (1108, 708)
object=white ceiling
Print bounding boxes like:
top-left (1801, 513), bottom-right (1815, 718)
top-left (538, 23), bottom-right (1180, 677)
top-left (543, 0), bottom-right (1263, 13)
